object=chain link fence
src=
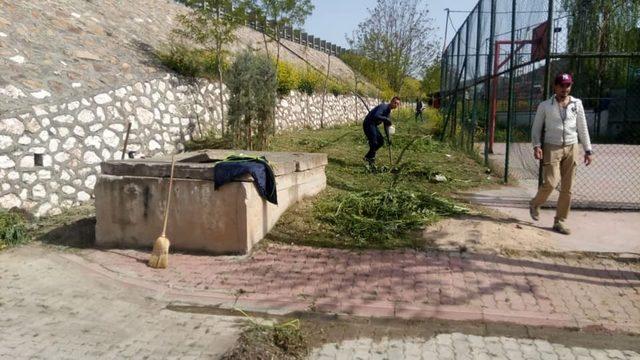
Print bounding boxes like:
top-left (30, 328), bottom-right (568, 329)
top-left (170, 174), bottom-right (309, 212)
top-left (440, 0), bottom-right (640, 209)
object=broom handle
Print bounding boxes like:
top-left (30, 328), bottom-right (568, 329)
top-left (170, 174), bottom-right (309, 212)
top-left (161, 155), bottom-right (176, 237)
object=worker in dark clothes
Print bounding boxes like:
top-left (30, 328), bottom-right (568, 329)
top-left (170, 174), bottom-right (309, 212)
top-left (363, 96), bottom-right (401, 169)
top-left (415, 98), bottom-right (424, 121)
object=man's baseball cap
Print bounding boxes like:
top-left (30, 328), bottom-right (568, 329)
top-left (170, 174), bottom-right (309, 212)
top-left (554, 73), bottom-right (573, 85)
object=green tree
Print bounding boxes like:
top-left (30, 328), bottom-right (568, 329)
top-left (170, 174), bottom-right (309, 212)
top-left (226, 51), bottom-right (278, 150)
top-left (174, 0), bottom-right (249, 134)
top-left (340, 52), bottom-right (393, 96)
top-left (348, 0), bottom-right (439, 93)
top-left (399, 77), bottom-right (422, 100)
top-left (420, 61), bottom-right (441, 96)
top-left (562, 0), bottom-right (640, 94)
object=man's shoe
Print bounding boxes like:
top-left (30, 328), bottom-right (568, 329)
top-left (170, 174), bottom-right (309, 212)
top-left (529, 203), bottom-right (540, 221)
top-left (553, 221), bottom-right (571, 235)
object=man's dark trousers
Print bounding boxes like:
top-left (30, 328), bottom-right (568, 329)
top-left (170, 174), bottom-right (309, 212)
top-left (363, 120), bottom-right (384, 160)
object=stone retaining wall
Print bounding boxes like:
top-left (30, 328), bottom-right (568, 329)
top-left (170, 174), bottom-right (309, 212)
top-left (0, 73), bottom-right (376, 216)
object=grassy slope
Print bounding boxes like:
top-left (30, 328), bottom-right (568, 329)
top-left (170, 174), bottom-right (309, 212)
top-left (265, 108), bottom-right (498, 249)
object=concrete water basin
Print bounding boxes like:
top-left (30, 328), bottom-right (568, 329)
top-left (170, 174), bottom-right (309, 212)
top-left (95, 150), bottom-right (327, 254)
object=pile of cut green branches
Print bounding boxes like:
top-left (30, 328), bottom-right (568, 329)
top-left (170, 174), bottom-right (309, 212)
top-left (316, 189), bottom-right (468, 248)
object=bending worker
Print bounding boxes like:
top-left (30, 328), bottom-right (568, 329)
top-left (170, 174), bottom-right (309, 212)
top-left (529, 73), bottom-right (593, 235)
top-left (363, 96), bottom-right (401, 168)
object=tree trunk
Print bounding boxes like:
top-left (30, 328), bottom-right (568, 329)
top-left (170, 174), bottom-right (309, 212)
top-left (275, 23), bottom-right (281, 70)
top-left (273, 21), bottom-right (280, 145)
top-left (215, 7), bottom-right (226, 135)
top-left (320, 52), bottom-right (331, 128)
top-left (218, 67), bottom-right (225, 136)
top-left (246, 116), bottom-right (253, 150)
top-left (262, 17), bottom-right (270, 58)
top-left (354, 71), bottom-right (359, 125)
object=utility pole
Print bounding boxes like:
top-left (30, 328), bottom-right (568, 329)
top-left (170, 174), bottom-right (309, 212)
top-left (443, 8), bottom-right (450, 54)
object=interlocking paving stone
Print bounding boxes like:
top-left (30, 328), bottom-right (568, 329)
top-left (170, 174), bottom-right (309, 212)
top-left (309, 334), bottom-right (640, 360)
top-left (79, 243), bottom-right (640, 333)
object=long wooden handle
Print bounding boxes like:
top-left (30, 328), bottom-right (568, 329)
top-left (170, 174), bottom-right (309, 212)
top-left (161, 155), bottom-right (176, 237)
top-left (121, 122), bottom-right (132, 160)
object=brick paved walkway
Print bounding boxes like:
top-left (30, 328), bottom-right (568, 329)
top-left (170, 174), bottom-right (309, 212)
top-left (75, 244), bottom-right (640, 333)
top-left (309, 333), bottom-right (640, 360)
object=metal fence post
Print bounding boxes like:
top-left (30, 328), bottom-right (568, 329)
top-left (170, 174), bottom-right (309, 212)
top-left (539, 0), bottom-right (555, 186)
top-left (470, 1), bottom-right (483, 151)
top-left (452, 34), bottom-right (462, 138)
top-left (440, 45), bottom-right (447, 116)
top-left (440, 43), bottom-right (451, 130)
top-left (504, 0), bottom-right (517, 183)
top-left (484, 0), bottom-right (497, 167)
top-left (624, 57), bottom-right (630, 126)
top-left (460, 21), bottom-right (471, 147)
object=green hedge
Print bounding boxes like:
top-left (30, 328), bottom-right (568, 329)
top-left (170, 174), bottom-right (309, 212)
top-left (276, 60), bottom-right (355, 96)
top-left (276, 61), bottom-right (301, 96)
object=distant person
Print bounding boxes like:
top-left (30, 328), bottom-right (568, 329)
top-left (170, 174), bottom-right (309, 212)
top-left (415, 97), bottom-right (424, 121)
top-left (529, 73), bottom-right (593, 235)
top-left (363, 96), bottom-right (401, 170)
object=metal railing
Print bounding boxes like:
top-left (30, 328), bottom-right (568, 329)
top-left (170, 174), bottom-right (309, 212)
top-left (245, 16), bottom-right (347, 56)
top-left (175, 1), bottom-right (348, 57)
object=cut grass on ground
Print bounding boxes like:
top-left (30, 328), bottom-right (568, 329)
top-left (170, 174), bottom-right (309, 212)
top-left (261, 110), bottom-right (499, 250)
top-left (222, 310), bottom-right (308, 360)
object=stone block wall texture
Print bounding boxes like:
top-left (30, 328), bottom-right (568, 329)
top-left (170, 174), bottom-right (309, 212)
top-left (0, 74), bottom-right (376, 216)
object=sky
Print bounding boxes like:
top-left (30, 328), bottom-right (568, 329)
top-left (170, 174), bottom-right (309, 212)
top-left (304, 0), bottom-right (479, 50)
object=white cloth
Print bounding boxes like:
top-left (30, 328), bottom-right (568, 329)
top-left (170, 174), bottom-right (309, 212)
top-left (531, 95), bottom-right (592, 152)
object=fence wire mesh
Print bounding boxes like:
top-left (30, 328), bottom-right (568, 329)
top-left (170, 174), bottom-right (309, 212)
top-left (440, 0), bottom-right (640, 209)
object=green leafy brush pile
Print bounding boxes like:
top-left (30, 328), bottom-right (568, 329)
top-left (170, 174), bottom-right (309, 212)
top-left (316, 189), bottom-right (468, 248)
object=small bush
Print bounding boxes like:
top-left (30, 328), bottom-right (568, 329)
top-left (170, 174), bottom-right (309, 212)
top-left (297, 70), bottom-right (322, 95)
top-left (425, 107), bottom-right (444, 136)
top-left (395, 107), bottom-right (415, 121)
top-left (157, 45), bottom-right (227, 79)
top-left (185, 130), bottom-right (235, 151)
top-left (0, 211), bottom-right (29, 248)
top-left (276, 61), bottom-right (301, 96)
top-left (227, 51), bottom-right (277, 150)
top-left (328, 80), bottom-right (349, 96)
top-left (157, 44), bottom-right (201, 77)
top-left (200, 51), bottom-right (228, 78)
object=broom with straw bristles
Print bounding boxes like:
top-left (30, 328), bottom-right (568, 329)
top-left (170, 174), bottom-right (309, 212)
top-left (148, 155), bottom-right (176, 269)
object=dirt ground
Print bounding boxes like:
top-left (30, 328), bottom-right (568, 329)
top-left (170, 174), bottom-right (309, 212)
top-left (423, 211), bottom-right (557, 254)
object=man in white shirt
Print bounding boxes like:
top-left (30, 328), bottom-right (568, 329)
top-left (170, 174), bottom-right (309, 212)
top-left (529, 73), bottom-right (594, 235)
